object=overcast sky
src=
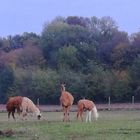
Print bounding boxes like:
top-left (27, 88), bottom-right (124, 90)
top-left (0, 0), bottom-right (140, 37)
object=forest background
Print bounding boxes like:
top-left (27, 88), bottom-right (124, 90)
top-left (0, 16), bottom-right (140, 104)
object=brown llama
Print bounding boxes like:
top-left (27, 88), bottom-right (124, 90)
top-left (6, 96), bottom-right (23, 120)
top-left (77, 99), bottom-right (99, 122)
top-left (60, 84), bottom-right (74, 122)
top-left (6, 96), bottom-right (41, 120)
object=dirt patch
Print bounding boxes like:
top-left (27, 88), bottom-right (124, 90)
top-left (98, 128), bottom-right (140, 135)
top-left (69, 134), bottom-right (88, 140)
top-left (0, 129), bottom-right (29, 138)
top-left (0, 129), bottom-right (14, 137)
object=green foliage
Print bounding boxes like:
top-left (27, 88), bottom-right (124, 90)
top-left (111, 80), bottom-right (131, 102)
top-left (31, 69), bottom-right (60, 104)
top-left (58, 69), bottom-right (86, 101)
top-left (129, 57), bottom-right (140, 100)
top-left (17, 46), bottom-right (45, 68)
top-left (57, 45), bottom-right (81, 71)
top-left (0, 64), bottom-right (14, 103)
top-left (111, 43), bottom-right (135, 70)
top-left (130, 57), bottom-right (140, 85)
top-left (7, 68), bottom-right (59, 104)
top-left (0, 16), bottom-right (140, 103)
top-left (41, 20), bottom-right (91, 68)
top-left (82, 65), bottom-right (115, 102)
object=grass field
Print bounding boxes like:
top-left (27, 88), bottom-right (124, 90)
top-left (0, 110), bottom-right (140, 140)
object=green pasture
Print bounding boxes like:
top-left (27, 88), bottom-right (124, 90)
top-left (0, 110), bottom-right (140, 140)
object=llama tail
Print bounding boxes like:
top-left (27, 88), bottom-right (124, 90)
top-left (92, 105), bottom-right (99, 120)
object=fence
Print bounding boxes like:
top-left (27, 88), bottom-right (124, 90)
top-left (0, 96), bottom-right (139, 112)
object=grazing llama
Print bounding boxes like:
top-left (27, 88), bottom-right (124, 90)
top-left (77, 99), bottom-right (99, 122)
top-left (6, 96), bottom-right (41, 120)
top-left (6, 96), bottom-right (23, 120)
top-left (21, 97), bottom-right (42, 120)
top-left (60, 84), bottom-right (74, 122)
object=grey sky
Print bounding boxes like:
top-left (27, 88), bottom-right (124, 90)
top-left (0, 0), bottom-right (140, 37)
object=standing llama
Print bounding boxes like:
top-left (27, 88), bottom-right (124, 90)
top-left (77, 99), bottom-right (99, 122)
top-left (60, 84), bottom-right (74, 122)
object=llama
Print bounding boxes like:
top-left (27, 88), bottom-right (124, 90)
top-left (6, 96), bottom-right (41, 120)
top-left (21, 97), bottom-right (41, 120)
top-left (6, 96), bottom-right (23, 120)
top-left (60, 84), bottom-right (74, 122)
top-left (77, 99), bottom-right (99, 122)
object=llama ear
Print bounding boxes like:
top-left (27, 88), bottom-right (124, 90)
top-left (58, 80), bottom-right (63, 86)
top-left (60, 82), bottom-right (66, 86)
top-left (63, 82), bottom-right (66, 86)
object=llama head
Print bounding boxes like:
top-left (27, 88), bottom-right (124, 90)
top-left (37, 113), bottom-right (41, 120)
top-left (35, 108), bottom-right (42, 120)
top-left (61, 83), bottom-right (66, 91)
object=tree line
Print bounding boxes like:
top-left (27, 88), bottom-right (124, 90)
top-left (0, 16), bottom-right (140, 104)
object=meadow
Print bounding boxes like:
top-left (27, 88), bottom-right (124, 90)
top-left (0, 110), bottom-right (140, 140)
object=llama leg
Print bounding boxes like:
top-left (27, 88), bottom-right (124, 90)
top-left (62, 106), bottom-right (65, 122)
top-left (67, 106), bottom-right (70, 122)
top-left (92, 106), bottom-right (99, 120)
top-left (65, 107), bottom-right (70, 122)
top-left (17, 108), bottom-right (21, 116)
top-left (12, 111), bottom-right (15, 120)
top-left (86, 110), bottom-right (89, 122)
top-left (89, 111), bottom-right (92, 122)
top-left (80, 111), bottom-right (83, 121)
top-left (77, 111), bottom-right (80, 120)
top-left (8, 112), bottom-right (11, 119)
top-left (63, 107), bottom-right (66, 122)
top-left (65, 108), bottom-right (68, 122)
top-left (63, 113), bottom-right (65, 122)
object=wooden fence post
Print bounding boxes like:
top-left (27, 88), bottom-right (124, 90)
top-left (37, 98), bottom-right (40, 107)
top-left (130, 96), bottom-right (135, 110)
top-left (108, 96), bottom-right (111, 110)
top-left (132, 96), bottom-right (134, 105)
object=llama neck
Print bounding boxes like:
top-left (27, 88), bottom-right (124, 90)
top-left (29, 102), bottom-right (40, 115)
top-left (23, 97), bottom-right (40, 116)
top-left (34, 108), bottom-right (40, 116)
top-left (61, 85), bottom-right (66, 92)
